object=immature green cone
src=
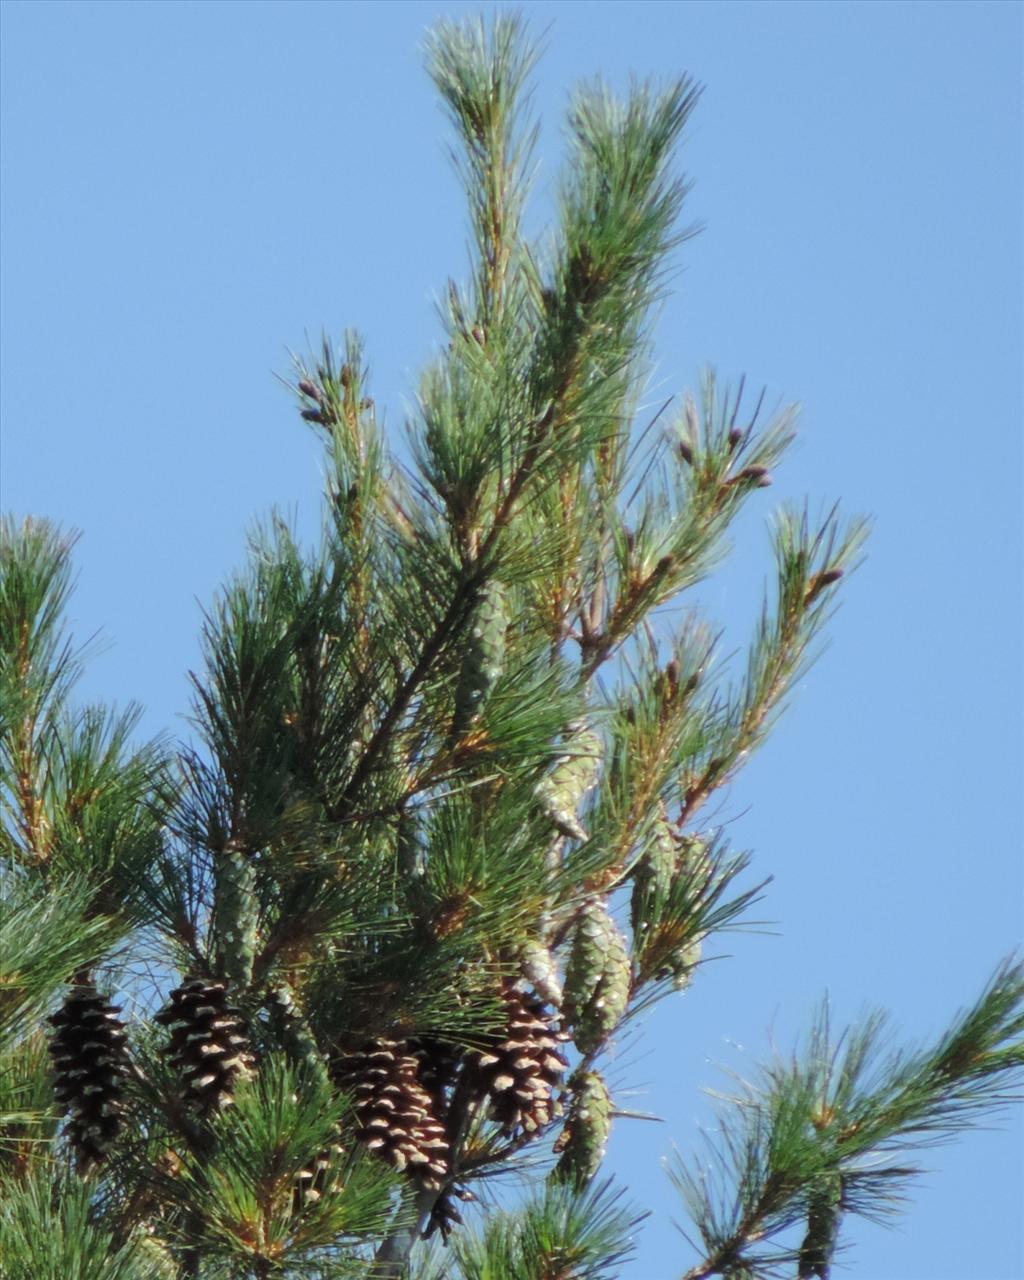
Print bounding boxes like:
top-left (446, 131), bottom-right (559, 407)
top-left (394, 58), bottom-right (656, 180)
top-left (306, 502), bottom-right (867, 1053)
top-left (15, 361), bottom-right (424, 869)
top-left (452, 579), bottom-right (507, 736)
top-left (48, 983), bottom-right (130, 1173)
top-left (551, 1070), bottom-right (612, 1187)
top-left (266, 982), bottom-right (330, 1088)
top-left (679, 833), bottom-right (712, 882)
top-left (564, 899), bottom-right (631, 1054)
top-left (798, 1172), bottom-right (844, 1279)
top-left (214, 846), bottom-right (259, 991)
top-left (536, 722), bottom-right (603, 841)
top-left (629, 813), bottom-right (677, 936)
top-left (520, 937), bottom-right (563, 1008)
top-left (664, 934), bottom-right (703, 991)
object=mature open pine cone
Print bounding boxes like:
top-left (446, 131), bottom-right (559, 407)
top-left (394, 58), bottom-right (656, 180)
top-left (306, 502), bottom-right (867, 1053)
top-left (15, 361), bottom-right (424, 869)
top-left (467, 980), bottom-right (568, 1139)
top-left (332, 1038), bottom-right (449, 1189)
top-left (48, 983), bottom-right (130, 1173)
top-left (154, 978), bottom-right (253, 1114)
top-left (409, 1034), bottom-right (461, 1116)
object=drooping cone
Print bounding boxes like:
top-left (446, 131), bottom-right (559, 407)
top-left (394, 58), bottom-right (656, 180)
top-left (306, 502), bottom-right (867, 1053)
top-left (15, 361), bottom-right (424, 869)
top-left (563, 899), bottom-right (631, 1055)
top-left (452, 580), bottom-right (507, 736)
top-left (662, 934), bottom-right (703, 991)
top-left (48, 983), bottom-right (130, 1173)
top-left (520, 937), bottom-right (563, 1008)
top-left (266, 982), bottom-right (330, 1087)
top-left (552, 1070), bottom-right (612, 1187)
top-left (468, 980), bottom-right (569, 1139)
top-left (154, 978), bottom-right (253, 1114)
top-left (332, 1038), bottom-right (449, 1189)
top-left (409, 1034), bottom-right (461, 1117)
top-left (629, 813), bottom-right (677, 936)
top-left (798, 1172), bottom-right (844, 1279)
top-left (536, 722), bottom-right (603, 841)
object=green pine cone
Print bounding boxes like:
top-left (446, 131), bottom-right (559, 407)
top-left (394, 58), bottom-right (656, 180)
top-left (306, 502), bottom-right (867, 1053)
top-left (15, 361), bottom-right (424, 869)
top-left (452, 579), bottom-right (507, 734)
top-left (667, 934), bottom-right (703, 991)
top-left (679, 833), bottom-right (712, 882)
top-left (798, 1172), bottom-right (844, 1279)
top-left (564, 899), bottom-right (630, 1054)
top-left (267, 983), bottom-right (330, 1087)
top-left (215, 846), bottom-right (259, 991)
top-left (520, 938), bottom-right (563, 1008)
top-left (629, 813), bottom-right (677, 936)
top-left (536, 723), bottom-right (603, 841)
top-left (552, 1070), bottom-right (612, 1187)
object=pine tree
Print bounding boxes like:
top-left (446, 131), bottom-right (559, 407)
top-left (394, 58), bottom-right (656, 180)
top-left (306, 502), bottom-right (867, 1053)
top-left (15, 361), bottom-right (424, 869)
top-left (1, 15), bottom-right (1021, 1280)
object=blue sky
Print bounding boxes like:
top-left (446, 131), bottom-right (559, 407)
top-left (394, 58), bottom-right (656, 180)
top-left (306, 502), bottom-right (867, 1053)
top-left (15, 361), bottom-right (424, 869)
top-left (2, 2), bottom-right (1021, 1277)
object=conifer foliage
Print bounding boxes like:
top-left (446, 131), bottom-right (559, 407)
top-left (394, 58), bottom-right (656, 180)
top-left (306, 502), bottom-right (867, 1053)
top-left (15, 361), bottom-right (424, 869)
top-left (1, 15), bottom-right (1021, 1280)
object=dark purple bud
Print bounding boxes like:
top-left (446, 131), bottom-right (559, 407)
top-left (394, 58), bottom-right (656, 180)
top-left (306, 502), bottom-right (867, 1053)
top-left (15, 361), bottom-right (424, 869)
top-left (301, 408), bottom-right (324, 423)
top-left (666, 658), bottom-right (681, 689)
top-left (804, 567), bottom-right (844, 605)
top-left (297, 379), bottom-right (319, 400)
top-left (727, 427), bottom-right (744, 451)
top-left (678, 440), bottom-right (694, 466)
top-left (655, 554), bottom-right (675, 575)
top-left (740, 465), bottom-right (770, 482)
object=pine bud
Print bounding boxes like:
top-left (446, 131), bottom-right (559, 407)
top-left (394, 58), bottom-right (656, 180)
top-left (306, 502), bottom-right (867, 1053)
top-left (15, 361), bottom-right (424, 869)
top-left (297, 379), bottom-right (320, 400)
top-left (804, 568), bottom-right (844, 606)
top-left (727, 426), bottom-right (744, 451)
top-left (301, 407), bottom-right (324, 423)
top-left (677, 440), bottom-right (694, 466)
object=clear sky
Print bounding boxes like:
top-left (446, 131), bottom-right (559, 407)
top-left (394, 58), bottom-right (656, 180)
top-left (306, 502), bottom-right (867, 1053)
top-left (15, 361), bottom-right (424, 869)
top-left (2, 2), bottom-right (1021, 1277)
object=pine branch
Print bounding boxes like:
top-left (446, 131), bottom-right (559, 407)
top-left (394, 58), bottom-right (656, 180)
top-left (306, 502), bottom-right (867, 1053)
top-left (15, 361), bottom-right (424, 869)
top-left (671, 959), bottom-right (1024, 1279)
top-left (680, 503), bottom-right (868, 826)
top-left (1, 517), bottom-right (82, 866)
